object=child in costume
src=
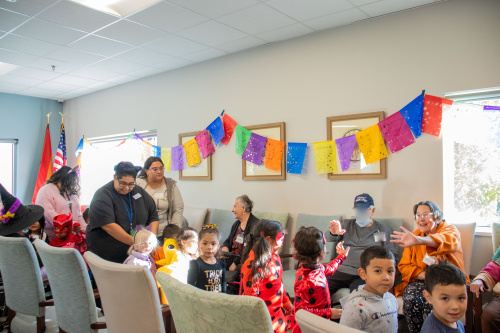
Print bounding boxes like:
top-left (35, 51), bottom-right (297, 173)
top-left (158, 227), bottom-right (198, 284)
top-left (154, 224), bottom-right (181, 269)
top-left (188, 224), bottom-right (226, 293)
top-left (49, 212), bottom-right (86, 256)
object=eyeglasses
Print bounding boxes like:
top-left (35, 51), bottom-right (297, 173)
top-left (149, 167), bottom-right (164, 172)
top-left (117, 181), bottom-right (135, 188)
top-left (415, 213), bottom-right (433, 219)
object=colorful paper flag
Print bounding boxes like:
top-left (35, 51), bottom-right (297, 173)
top-left (400, 94), bottom-right (424, 138)
top-left (355, 124), bottom-right (388, 165)
top-left (235, 124), bottom-right (252, 156)
top-left (243, 132), bottom-right (267, 165)
top-left (287, 143), bottom-right (307, 174)
top-left (206, 116), bottom-right (225, 146)
top-left (422, 95), bottom-right (453, 137)
top-left (335, 135), bottom-right (357, 172)
top-left (313, 140), bottom-right (337, 174)
top-left (378, 111), bottom-right (416, 153)
top-left (152, 145), bottom-right (161, 157)
top-left (183, 138), bottom-right (201, 167)
top-left (195, 129), bottom-right (215, 159)
top-left (171, 145), bottom-right (184, 171)
top-left (161, 148), bottom-right (171, 171)
top-left (220, 114), bottom-right (237, 145)
top-left (264, 139), bottom-right (285, 171)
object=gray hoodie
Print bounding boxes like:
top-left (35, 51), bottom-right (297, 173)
top-left (339, 285), bottom-right (398, 333)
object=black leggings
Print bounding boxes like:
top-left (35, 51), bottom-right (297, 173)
top-left (403, 280), bottom-right (433, 333)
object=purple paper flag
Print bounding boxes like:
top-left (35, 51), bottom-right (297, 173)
top-left (335, 135), bottom-right (357, 172)
top-left (378, 111), bottom-right (416, 153)
top-left (242, 132), bottom-right (267, 165)
top-left (195, 129), bottom-right (215, 159)
top-left (171, 145), bottom-right (184, 171)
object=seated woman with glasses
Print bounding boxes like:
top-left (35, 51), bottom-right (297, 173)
top-left (86, 161), bottom-right (159, 263)
top-left (390, 201), bottom-right (469, 333)
top-left (137, 156), bottom-right (186, 237)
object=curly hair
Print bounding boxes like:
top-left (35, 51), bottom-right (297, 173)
top-left (292, 226), bottom-right (327, 269)
top-left (46, 166), bottom-right (80, 199)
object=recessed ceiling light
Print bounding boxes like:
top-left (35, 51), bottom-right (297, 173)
top-left (0, 62), bottom-right (19, 76)
top-left (69, 0), bottom-right (161, 17)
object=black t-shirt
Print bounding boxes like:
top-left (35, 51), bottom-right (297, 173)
top-left (86, 180), bottom-right (158, 263)
top-left (188, 257), bottom-right (227, 293)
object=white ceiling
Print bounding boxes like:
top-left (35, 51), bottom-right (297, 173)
top-left (0, 0), bottom-right (444, 101)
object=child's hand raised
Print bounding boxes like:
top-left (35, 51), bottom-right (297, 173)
top-left (336, 241), bottom-right (350, 256)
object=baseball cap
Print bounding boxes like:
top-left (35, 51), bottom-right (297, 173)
top-left (353, 193), bottom-right (374, 209)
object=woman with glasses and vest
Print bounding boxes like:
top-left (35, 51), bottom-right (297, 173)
top-left (136, 156), bottom-right (186, 237)
top-left (86, 162), bottom-right (159, 263)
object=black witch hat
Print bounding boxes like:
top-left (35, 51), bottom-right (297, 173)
top-left (0, 184), bottom-right (44, 236)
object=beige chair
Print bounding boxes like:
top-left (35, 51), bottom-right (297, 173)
top-left (34, 240), bottom-right (106, 333)
top-left (295, 309), bottom-right (364, 333)
top-left (183, 206), bottom-right (208, 232)
top-left (84, 251), bottom-right (169, 333)
top-left (0, 236), bottom-right (58, 333)
top-left (156, 271), bottom-right (273, 333)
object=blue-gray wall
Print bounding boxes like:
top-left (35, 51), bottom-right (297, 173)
top-left (0, 92), bottom-right (63, 204)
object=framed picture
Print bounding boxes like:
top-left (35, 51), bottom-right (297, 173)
top-left (327, 111), bottom-right (387, 180)
top-left (242, 122), bottom-right (286, 181)
top-left (179, 131), bottom-right (212, 181)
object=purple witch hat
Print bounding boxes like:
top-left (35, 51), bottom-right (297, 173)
top-left (0, 184), bottom-right (44, 236)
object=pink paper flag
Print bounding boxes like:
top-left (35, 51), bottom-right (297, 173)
top-left (195, 129), bottom-right (215, 159)
top-left (335, 135), bottom-right (357, 172)
top-left (378, 111), bottom-right (416, 153)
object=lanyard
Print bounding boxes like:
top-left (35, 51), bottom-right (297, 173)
top-left (120, 193), bottom-right (134, 235)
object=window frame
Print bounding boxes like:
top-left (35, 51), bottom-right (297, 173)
top-left (0, 139), bottom-right (18, 196)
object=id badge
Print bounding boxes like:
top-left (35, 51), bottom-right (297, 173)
top-left (236, 235), bottom-right (244, 244)
top-left (133, 193), bottom-right (142, 200)
top-left (423, 253), bottom-right (437, 266)
top-left (373, 231), bottom-right (386, 242)
top-left (154, 193), bottom-right (163, 199)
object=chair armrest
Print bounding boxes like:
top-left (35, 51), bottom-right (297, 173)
top-left (161, 304), bottom-right (171, 316)
top-left (90, 322), bottom-right (107, 329)
top-left (39, 300), bottom-right (54, 307)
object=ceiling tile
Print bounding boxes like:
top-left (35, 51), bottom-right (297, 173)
top-left (0, 31), bottom-right (4, 38)
top-left (104, 74), bottom-right (138, 84)
top-left (216, 4), bottom-right (296, 35)
top-left (0, 0), bottom-right (57, 16)
top-left (0, 34), bottom-right (60, 56)
top-left (67, 87), bottom-right (97, 96)
top-left (25, 57), bottom-right (83, 74)
top-left (36, 0), bottom-right (119, 33)
top-left (266, 0), bottom-right (353, 21)
top-left (0, 82), bottom-right (29, 93)
top-left (181, 48), bottom-right (226, 62)
top-left (0, 8), bottom-right (29, 32)
top-left (68, 35), bottom-right (134, 57)
top-left (360, 0), bottom-right (438, 17)
top-left (114, 47), bottom-right (175, 65)
top-left (176, 20), bottom-right (248, 47)
top-left (127, 66), bottom-right (165, 78)
top-left (215, 36), bottom-right (266, 53)
top-left (13, 19), bottom-right (87, 45)
top-left (127, 2), bottom-right (209, 33)
top-left (303, 8), bottom-right (369, 30)
top-left (17, 86), bottom-right (61, 98)
top-left (0, 74), bottom-right (44, 86)
top-left (256, 23), bottom-right (313, 42)
top-left (151, 58), bottom-right (193, 71)
top-left (88, 58), bottom-right (145, 74)
top-left (51, 92), bottom-right (79, 100)
top-left (143, 34), bottom-right (208, 57)
top-left (69, 67), bottom-right (121, 81)
top-left (167, 0), bottom-right (259, 19)
top-left (8, 67), bottom-right (62, 80)
top-left (0, 49), bottom-right (37, 65)
top-left (349, 0), bottom-right (380, 5)
top-left (35, 81), bottom-right (80, 92)
top-left (50, 74), bottom-right (99, 87)
top-left (87, 81), bottom-right (116, 89)
top-left (44, 47), bottom-right (105, 65)
top-left (95, 20), bottom-right (166, 46)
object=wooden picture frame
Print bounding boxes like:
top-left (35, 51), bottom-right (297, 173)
top-left (178, 131), bottom-right (212, 181)
top-left (242, 122), bottom-right (286, 181)
top-left (327, 111), bottom-right (387, 180)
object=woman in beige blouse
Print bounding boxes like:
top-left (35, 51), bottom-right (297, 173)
top-left (137, 157), bottom-right (186, 237)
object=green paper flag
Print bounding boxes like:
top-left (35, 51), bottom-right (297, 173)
top-left (235, 124), bottom-right (252, 156)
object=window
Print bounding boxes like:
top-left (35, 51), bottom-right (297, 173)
top-left (0, 139), bottom-right (17, 195)
top-left (80, 131), bottom-right (157, 205)
top-left (443, 87), bottom-right (500, 231)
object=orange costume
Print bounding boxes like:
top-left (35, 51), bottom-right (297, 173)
top-left (395, 221), bottom-right (470, 297)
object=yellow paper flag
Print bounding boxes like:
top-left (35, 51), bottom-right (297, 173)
top-left (183, 138), bottom-right (201, 167)
top-left (161, 147), bottom-right (171, 171)
top-left (313, 140), bottom-right (337, 174)
top-left (355, 124), bottom-right (388, 164)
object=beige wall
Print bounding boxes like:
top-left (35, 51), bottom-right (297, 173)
top-left (64, 0), bottom-right (500, 275)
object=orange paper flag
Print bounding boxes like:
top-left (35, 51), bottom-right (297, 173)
top-left (264, 139), bottom-right (285, 171)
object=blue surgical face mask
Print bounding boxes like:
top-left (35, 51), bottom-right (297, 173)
top-left (354, 209), bottom-right (372, 227)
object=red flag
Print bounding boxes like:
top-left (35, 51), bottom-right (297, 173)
top-left (422, 95), bottom-right (453, 137)
top-left (32, 124), bottom-right (53, 204)
top-left (220, 113), bottom-right (237, 145)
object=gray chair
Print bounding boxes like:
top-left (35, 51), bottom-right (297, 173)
top-left (0, 236), bottom-right (58, 333)
top-left (295, 309), bottom-right (365, 333)
top-left (34, 239), bottom-right (106, 333)
top-left (84, 251), bottom-right (169, 333)
top-left (209, 208), bottom-right (237, 244)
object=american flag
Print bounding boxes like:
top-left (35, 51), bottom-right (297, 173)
top-left (54, 124), bottom-right (67, 172)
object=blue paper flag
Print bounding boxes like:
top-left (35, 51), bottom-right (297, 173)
top-left (75, 138), bottom-right (84, 158)
top-left (287, 142), bottom-right (307, 174)
top-left (152, 145), bottom-right (161, 157)
top-left (206, 116), bottom-right (225, 146)
top-left (400, 94), bottom-right (424, 138)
